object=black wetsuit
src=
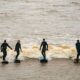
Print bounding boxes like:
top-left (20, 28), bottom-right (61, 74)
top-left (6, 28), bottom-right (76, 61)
top-left (76, 42), bottom-right (80, 60)
top-left (15, 42), bottom-right (21, 60)
top-left (40, 41), bottom-right (48, 59)
top-left (1, 43), bottom-right (12, 61)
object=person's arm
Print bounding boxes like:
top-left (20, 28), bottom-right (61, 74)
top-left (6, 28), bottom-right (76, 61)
top-left (40, 42), bottom-right (43, 50)
top-left (46, 43), bottom-right (48, 50)
top-left (1, 44), bottom-right (3, 49)
top-left (1, 44), bottom-right (3, 52)
top-left (20, 44), bottom-right (22, 52)
top-left (7, 44), bottom-right (12, 50)
top-left (76, 43), bottom-right (78, 50)
top-left (14, 44), bottom-right (17, 51)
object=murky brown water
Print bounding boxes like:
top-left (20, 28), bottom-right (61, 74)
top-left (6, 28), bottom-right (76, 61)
top-left (0, 0), bottom-right (80, 79)
top-left (0, 0), bottom-right (79, 59)
top-left (0, 59), bottom-right (80, 80)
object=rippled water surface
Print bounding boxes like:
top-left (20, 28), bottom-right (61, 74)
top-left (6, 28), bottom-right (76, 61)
top-left (0, 0), bottom-right (80, 59)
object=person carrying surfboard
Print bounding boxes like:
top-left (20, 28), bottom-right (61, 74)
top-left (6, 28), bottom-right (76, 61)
top-left (40, 39), bottom-right (48, 60)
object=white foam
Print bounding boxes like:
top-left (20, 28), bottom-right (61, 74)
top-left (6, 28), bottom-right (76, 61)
top-left (0, 44), bottom-right (77, 61)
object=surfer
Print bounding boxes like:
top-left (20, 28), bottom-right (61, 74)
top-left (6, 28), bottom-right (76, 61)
top-left (15, 40), bottom-right (22, 60)
top-left (1, 40), bottom-right (12, 61)
top-left (75, 40), bottom-right (80, 62)
top-left (40, 39), bottom-right (48, 60)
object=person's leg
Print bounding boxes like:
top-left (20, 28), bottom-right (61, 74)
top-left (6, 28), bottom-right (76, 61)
top-left (43, 51), bottom-right (46, 60)
top-left (42, 50), bottom-right (46, 60)
top-left (76, 52), bottom-right (80, 62)
top-left (3, 52), bottom-right (5, 61)
top-left (77, 54), bottom-right (79, 59)
top-left (15, 51), bottom-right (20, 60)
top-left (3, 51), bottom-right (7, 61)
top-left (42, 50), bottom-right (44, 59)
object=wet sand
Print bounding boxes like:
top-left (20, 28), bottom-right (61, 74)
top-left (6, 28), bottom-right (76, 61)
top-left (0, 58), bottom-right (80, 80)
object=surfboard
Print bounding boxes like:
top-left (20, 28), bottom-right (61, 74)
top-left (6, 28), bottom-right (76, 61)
top-left (2, 61), bottom-right (9, 64)
top-left (14, 60), bottom-right (21, 63)
top-left (74, 59), bottom-right (79, 63)
top-left (39, 56), bottom-right (48, 63)
top-left (40, 59), bottom-right (48, 63)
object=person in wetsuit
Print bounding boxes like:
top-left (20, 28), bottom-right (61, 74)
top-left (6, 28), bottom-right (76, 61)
top-left (40, 39), bottom-right (48, 60)
top-left (76, 40), bottom-right (80, 62)
top-left (15, 40), bottom-right (22, 60)
top-left (1, 40), bottom-right (12, 61)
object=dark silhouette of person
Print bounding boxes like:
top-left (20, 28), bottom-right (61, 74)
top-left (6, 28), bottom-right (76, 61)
top-left (76, 40), bottom-right (80, 62)
top-left (15, 40), bottom-right (22, 60)
top-left (40, 39), bottom-right (48, 60)
top-left (1, 40), bottom-right (12, 61)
